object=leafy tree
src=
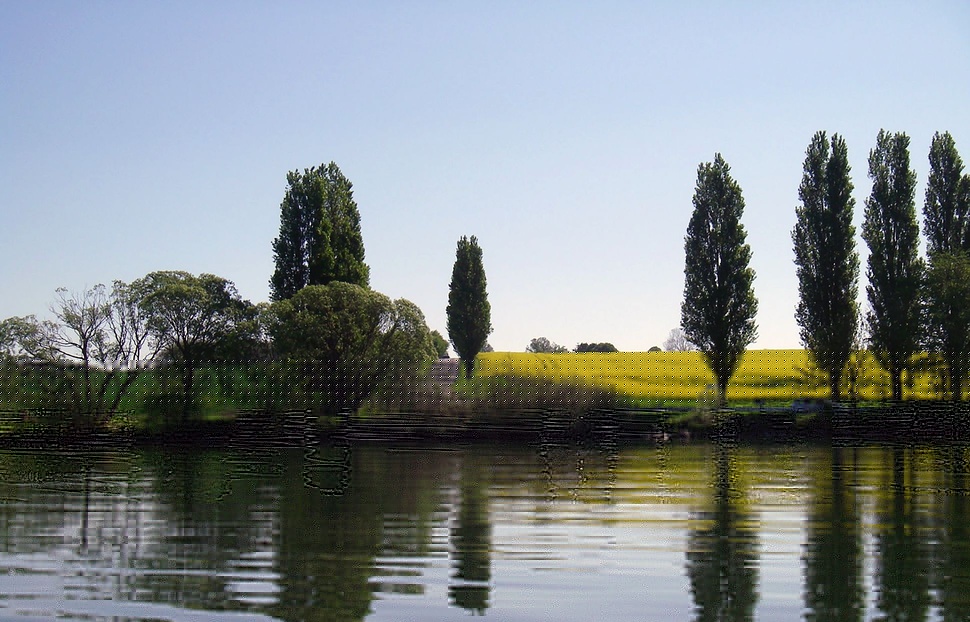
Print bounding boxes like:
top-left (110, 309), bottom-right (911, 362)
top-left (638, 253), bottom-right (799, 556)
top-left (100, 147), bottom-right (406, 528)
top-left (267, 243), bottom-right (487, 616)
top-left (924, 252), bottom-right (970, 400)
top-left (662, 328), bottom-right (696, 352)
top-left (924, 131), bottom-right (970, 255)
top-left (137, 271), bottom-right (254, 421)
top-left (923, 132), bottom-right (970, 400)
top-left (792, 132), bottom-right (860, 401)
top-left (270, 162), bottom-right (369, 301)
top-left (270, 282), bottom-right (437, 415)
top-left (862, 130), bottom-right (924, 401)
top-left (681, 154), bottom-right (758, 402)
top-left (574, 342), bottom-right (619, 353)
top-left (447, 236), bottom-right (492, 377)
top-left (527, 337), bottom-right (568, 353)
top-left (430, 330), bottom-right (450, 358)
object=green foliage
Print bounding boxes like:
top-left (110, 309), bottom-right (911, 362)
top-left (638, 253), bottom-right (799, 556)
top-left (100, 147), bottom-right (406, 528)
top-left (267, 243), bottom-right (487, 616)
top-left (924, 131), bottom-right (970, 255)
top-left (792, 132), bottom-right (860, 400)
top-left (924, 251), bottom-right (970, 400)
top-left (527, 337), bottom-right (568, 353)
top-left (862, 130), bottom-right (925, 400)
top-left (447, 236), bottom-right (492, 377)
top-left (574, 342), bottom-right (619, 353)
top-left (430, 330), bottom-right (450, 358)
top-left (270, 162), bottom-right (369, 301)
top-left (137, 271), bottom-right (256, 421)
top-left (270, 282), bottom-right (437, 415)
top-left (681, 154), bottom-right (758, 400)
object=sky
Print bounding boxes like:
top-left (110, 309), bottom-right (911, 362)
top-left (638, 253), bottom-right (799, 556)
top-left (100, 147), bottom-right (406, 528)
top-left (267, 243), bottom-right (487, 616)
top-left (2, 2), bottom-right (969, 353)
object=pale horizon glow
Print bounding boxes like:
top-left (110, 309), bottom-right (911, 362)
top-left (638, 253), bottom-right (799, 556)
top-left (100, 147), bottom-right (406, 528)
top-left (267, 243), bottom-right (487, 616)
top-left (2, 3), bottom-right (968, 353)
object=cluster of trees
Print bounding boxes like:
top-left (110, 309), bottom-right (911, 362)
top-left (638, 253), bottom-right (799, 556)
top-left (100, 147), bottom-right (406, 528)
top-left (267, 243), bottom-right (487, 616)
top-left (682, 130), bottom-right (970, 402)
top-left (0, 162), bottom-right (453, 425)
top-left (525, 338), bottom-right (618, 353)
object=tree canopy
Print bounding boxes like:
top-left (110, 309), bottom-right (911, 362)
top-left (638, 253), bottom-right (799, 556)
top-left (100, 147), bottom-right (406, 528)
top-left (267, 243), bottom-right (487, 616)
top-left (270, 282), bottom-right (437, 415)
top-left (792, 131), bottom-right (859, 401)
top-left (681, 154), bottom-right (758, 401)
top-left (446, 236), bottom-right (492, 377)
top-left (137, 271), bottom-right (256, 420)
top-left (270, 162), bottom-right (369, 301)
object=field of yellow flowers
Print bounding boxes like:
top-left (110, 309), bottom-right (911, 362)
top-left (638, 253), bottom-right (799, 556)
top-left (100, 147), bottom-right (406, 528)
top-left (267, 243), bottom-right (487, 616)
top-left (476, 350), bottom-right (941, 402)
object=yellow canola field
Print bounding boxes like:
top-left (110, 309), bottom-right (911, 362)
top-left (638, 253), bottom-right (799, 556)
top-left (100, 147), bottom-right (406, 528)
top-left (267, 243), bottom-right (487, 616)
top-left (476, 350), bottom-right (940, 401)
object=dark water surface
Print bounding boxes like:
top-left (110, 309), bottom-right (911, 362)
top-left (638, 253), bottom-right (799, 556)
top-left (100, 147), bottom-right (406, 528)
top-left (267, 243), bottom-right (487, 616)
top-left (1, 440), bottom-right (969, 621)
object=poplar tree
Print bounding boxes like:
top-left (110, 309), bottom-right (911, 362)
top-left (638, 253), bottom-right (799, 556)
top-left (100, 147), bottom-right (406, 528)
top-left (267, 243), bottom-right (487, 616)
top-left (923, 131), bottom-right (970, 400)
top-left (792, 132), bottom-right (859, 401)
top-left (862, 130), bottom-right (924, 401)
top-left (924, 131), bottom-right (970, 255)
top-left (681, 154), bottom-right (758, 402)
top-left (447, 236), bottom-right (492, 377)
top-left (270, 162), bottom-right (369, 301)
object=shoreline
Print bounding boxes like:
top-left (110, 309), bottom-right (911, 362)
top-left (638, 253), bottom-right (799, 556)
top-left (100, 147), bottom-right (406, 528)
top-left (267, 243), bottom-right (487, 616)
top-left (2, 401), bottom-right (968, 449)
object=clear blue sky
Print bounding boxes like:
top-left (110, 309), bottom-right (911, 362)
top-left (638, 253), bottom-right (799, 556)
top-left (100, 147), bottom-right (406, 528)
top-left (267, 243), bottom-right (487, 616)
top-left (3, 2), bottom-right (969, 353)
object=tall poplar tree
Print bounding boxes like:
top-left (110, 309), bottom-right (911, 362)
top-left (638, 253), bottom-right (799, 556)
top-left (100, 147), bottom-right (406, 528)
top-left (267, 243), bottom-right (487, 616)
top-left (862, 130), bottom-right (924, 401)
top-left (924, 131), bottom-right (970, 255)
top-left (270, 162), bottom-right (369, 301)
top-left (681, 154), bottom-right (758, 403)
top-left (447, 236), bottom-right (492, 378)
top-left (923, 131), bottom-right (970, 400)
top-left (792, 132), bottom-right (859, 401)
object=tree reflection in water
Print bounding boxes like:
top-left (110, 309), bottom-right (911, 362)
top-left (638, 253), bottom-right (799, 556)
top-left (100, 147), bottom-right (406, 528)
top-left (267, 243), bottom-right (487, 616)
top-left (449, 450), bottom-right (492, 614)
top-left (686, 441), bottom-right (759, 622)
top-left (803, 446), bottom-right (864, 622)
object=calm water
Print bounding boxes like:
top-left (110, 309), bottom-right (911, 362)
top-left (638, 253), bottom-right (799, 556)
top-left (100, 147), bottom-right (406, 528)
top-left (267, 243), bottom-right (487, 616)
top-left (0, 440), bottom-right (969, 621)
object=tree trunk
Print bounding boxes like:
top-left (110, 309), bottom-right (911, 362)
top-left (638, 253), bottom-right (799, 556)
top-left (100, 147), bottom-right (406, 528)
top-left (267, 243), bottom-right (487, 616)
top-left (182, 362), bottom-right (195, 423)
top-left (891, 366), bottom-right (903, 401)
top-left (829, 368), bottom-right (842, 402)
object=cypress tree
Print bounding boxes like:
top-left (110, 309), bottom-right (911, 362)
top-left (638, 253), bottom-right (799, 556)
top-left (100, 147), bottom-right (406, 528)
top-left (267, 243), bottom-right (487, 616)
top-left (447, 236), bottom-right (492, 377)
top-left (270, 162), bottom-right (369, 301)
top-left (792, 132), bottom-right (859, 401)
top-left (862, 130), bottom-right (924, 401)
top-left (681, 154), bottom-right (758, 403)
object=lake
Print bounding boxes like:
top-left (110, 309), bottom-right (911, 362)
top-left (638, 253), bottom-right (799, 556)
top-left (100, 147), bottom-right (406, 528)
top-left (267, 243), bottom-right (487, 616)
top-left (0, 439), bottom-right (968, 621)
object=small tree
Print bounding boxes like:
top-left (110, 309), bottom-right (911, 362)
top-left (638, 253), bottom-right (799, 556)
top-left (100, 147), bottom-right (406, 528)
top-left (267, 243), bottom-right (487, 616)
top-left (862, 130), bottom-right (924, 401)
top-left (527, 337), bottom-right (568, 353)
top-left (446, 236), bottom-right (492, 377)
top-left (270, 162), bottom-right (369, 301)
top-left (792, 132), bottom-right (860, 401)
top-left (681, 154), bottom-right (758, 403)
top-left (663, 328), bottom-right (696, 352)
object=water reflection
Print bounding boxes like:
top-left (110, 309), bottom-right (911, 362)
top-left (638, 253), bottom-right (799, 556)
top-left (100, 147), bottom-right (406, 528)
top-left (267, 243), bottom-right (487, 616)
top-left (686, 442), bottom-right (759, 621)
top-left (1, 443), bottom-right (970, 620)
top-left (449, 451), bottom-right (492, 613)
top-left (803, 446), bottom-right (864, 622)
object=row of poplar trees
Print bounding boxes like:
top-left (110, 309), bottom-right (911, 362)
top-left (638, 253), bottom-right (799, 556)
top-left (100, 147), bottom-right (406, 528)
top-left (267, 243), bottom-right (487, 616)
top-left (683, 130), bottom-right (970, 402)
